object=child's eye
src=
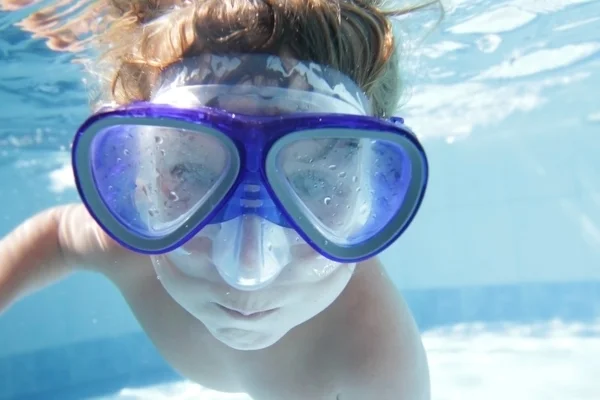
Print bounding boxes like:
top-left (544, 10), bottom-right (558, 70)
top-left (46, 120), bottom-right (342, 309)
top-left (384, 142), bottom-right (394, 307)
top-left (169, 162), bottom-right (218, 187)
top-left (289, 170), bottom-right (330, 197)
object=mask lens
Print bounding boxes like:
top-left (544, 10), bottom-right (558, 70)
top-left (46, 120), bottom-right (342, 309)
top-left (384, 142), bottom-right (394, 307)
top-left (89, 124), bottom-right (233, 237)
top-left (273, 135), bottom-right (412, 246)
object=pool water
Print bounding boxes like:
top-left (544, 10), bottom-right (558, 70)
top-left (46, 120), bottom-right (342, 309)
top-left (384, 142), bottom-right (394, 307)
top-left (97, 321), bottom-right (600, 400)
top-left (1, 0), bottom-right (599, 399)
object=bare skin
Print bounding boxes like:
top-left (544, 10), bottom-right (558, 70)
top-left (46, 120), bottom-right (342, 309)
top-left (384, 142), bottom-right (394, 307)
top-left (0, 204), bottom-right (429, 399)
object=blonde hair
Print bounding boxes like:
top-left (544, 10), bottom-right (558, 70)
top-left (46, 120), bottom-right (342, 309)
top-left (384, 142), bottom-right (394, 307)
top-left (93, 0), bottom-right (443, 117)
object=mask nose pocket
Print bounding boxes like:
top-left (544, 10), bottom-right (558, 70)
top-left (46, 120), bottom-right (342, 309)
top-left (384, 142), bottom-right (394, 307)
top-left (211, 215), bottom-right (293, 290)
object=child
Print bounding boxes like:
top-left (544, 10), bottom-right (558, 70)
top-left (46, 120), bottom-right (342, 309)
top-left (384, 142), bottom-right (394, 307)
top-left (0, 1), bottom-right (441, 398)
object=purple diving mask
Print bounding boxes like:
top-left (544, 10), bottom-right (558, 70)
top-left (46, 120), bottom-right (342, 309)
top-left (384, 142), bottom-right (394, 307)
top-left (72, 53), bottom-right (428, 289)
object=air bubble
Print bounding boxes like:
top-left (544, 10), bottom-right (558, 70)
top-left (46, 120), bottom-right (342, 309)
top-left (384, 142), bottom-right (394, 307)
top-left (338, 171), bottom-right (347, 178)
top-left (352, 176), bottom-right (358, 183)
top-left (328, 164), bottom-right (337, 170)
top-left (155, 136), bottom-right (163, 144)
top-left (124, 149), bottom-right (130, 156)
top-left (323, 197), bottom-right (332, 205)
top-left (160, 149), bottom-right (166, 156)
top-left (359, 203), bottom-right (368, 214)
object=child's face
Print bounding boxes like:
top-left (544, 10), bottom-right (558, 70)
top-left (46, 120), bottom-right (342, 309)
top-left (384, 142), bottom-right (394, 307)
top-left (151, 238), bottom-right (356, 351)
top-left (135, 87), bottom-right (365, 351)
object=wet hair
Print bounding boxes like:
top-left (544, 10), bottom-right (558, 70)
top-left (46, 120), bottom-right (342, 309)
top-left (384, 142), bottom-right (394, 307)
top-left (94, 0), bottom-right (443, 117)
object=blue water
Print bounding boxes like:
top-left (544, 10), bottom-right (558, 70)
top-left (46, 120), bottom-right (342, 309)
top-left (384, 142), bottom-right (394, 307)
top-left (1, 0), bottom-right (599, 399)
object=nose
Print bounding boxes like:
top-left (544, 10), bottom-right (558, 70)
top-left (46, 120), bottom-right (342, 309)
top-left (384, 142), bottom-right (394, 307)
top-left (211, 215), bottom-right (292, 291)
top-left (238, 215), bottom-right (262, 269)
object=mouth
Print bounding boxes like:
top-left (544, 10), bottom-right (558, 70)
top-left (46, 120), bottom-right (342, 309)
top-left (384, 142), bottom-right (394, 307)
top-left (215, 303), bottom-right (279, 320)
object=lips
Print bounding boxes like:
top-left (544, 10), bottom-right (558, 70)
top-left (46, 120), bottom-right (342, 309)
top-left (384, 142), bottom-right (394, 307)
top-left (215, 303), bottom-right (278, 320)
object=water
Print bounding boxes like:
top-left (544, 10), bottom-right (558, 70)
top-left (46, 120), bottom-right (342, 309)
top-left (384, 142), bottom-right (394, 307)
top-left (1, 0), bottom-right (599, 399)
top-left (94, 321), bottom-right (600, 400)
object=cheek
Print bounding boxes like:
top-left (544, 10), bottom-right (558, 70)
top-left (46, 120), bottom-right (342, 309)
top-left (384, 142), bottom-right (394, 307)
top-left (151, 255), bottom-right (216, 317)
top-left (280, 262), bottom-right (355, 322)
top-left (179, 235), bottom-right (213, 256)
top-left (282, 244), bottom-right (353, 284)
top-left (302, 262), bottom-right (355, 301)
top-left (163, 244), bottom-right (217, 281)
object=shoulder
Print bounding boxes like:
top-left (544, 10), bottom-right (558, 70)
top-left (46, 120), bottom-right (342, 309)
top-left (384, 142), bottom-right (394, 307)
top-left (334, 259), bottom-right (431, 400)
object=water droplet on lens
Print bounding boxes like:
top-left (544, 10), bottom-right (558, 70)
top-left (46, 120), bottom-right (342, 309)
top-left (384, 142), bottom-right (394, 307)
top-left (323, 197), bottom-right (332, 205)
top-left (168, 191), bottom-right (179, 201)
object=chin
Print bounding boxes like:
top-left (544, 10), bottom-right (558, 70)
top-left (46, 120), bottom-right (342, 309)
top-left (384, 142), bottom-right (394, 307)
top-left (209, 326), bottom-right (287, 351)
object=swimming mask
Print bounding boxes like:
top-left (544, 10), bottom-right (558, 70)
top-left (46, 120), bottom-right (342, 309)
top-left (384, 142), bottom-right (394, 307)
top-left (72, 54), bottom-right (428, 287)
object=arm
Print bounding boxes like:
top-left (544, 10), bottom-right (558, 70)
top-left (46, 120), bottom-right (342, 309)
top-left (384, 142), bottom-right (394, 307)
top-left (339, 336), bottom-right (431, 400)
top-left (338, 261), bottom-right (431, 400)
top-left (0, 204), bottom-right (119, 312)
